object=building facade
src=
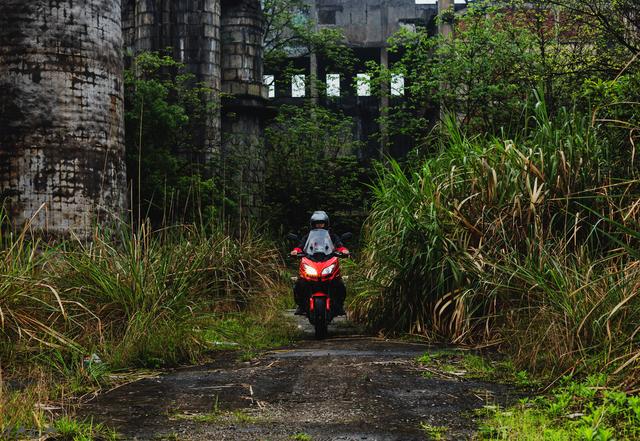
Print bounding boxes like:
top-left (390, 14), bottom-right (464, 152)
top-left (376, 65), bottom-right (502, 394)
top-left (265, 0), bottom-right (469, 158)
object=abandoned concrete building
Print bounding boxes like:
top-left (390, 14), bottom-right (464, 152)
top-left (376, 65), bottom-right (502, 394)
top-left (0, 0), bottom-right (468, 234)
top-left (0, 0), bottom-right (266, 235)
top-left (265, 0), bottom-right (466, 158)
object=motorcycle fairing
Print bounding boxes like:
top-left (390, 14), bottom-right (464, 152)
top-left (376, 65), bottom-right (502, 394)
top-left (299, 256), bottom-right (341, 282)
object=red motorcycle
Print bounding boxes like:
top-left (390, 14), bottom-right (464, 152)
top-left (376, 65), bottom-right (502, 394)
top-left (288, 229), bottom-right (352, 339)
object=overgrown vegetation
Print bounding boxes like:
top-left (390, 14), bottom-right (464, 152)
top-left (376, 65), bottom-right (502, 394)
top-left (351, 97), bottom-right (640, 380)
top-left (353, 0), bottom-right (640, 371)
top-left (0, 220), bottom-right (293, 438)
top-left (351, 0), bottom-right (640, 436)
top-left (264, 103), bottom-right (369, 235)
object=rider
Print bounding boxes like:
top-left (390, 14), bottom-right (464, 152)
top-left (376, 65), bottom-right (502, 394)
top-left (290, 211), bottom-right (349, 316)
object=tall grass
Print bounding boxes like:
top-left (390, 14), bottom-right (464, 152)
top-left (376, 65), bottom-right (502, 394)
top-left (479, 251), bottom-right (640, 382)
top-left (351, 97), bottom-right (640, 385)
top-left (1, 222), bottom-right (282, 367)
top-left (47, 223), bottom-right (282, 367)
top-left (0, 219), bottom-right (284, 434)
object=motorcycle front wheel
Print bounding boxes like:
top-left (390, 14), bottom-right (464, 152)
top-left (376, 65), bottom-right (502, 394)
top-left (313, 297), bottom-right (328, 340)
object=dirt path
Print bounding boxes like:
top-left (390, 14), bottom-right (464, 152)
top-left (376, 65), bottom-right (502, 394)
top-left (81, 314), bottom-right (517, 440)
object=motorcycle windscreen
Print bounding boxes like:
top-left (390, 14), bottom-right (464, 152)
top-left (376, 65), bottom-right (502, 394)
top-left (303, 229), bottom-right (335, 256)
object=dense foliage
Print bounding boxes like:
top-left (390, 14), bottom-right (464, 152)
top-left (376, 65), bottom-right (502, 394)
top-left (352, 0), bottom-right (640, 391)
top-left (264, 104), bottom-right (369, 235)
top-left (125, 52), bottom-right (219, 225)
top-left (353, 97), bottom-right (639, 369)
top-left (370, 0), bottom-right (637, 151)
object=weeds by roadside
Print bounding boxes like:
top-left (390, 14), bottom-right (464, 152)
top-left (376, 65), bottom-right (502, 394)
top-left (416, 350), bottom-right (536, 387)
top-left (52, 416), bottom-right (118, 441)
top-left (0, 220), bottom-right (289, 439)
top-left (478, 375), bottom-right (640, 440)
top-left (350, 98), bottom-right (640, 388)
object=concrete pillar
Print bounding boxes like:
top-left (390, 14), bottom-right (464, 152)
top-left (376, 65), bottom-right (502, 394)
top-left (0, 0), bottom-right (127, 235)
top-left (378, 1), bottom-right (391, 159)
top-left (125, 0), bottom-right (222, 159)
top-left (309, 4), bottom-right (319, 105)
top-left (379, 47), bottom-right (390, 159)
top-left (220, 0), bottom-right (267, 219)
top-left (438, 0), bottom-right (454, 121)
top-left (310, 52), bottom-right (319, 105)
top-left (438, 0), bottom-right (454, 39)
top-left (221, 0), bottom-right (264, 97)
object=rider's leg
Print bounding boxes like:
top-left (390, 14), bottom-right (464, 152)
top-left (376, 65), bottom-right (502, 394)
top-left (293, 279), bottom-right (306, 315)
top-left (332, 279), bottom-right (346, 316)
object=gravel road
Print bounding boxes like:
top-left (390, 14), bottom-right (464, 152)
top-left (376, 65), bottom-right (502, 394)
top-left (80, 313), bottom-right (516, 440)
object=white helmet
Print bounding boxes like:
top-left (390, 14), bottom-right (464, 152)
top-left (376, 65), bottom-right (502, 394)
top-left (310, 211), bottom-right (329, 229)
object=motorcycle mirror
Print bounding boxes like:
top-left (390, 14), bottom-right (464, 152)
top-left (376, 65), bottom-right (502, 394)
top-left (341, 232), bottom-right (353, 242)
top-left (287, 233), bottom-right (299, 242)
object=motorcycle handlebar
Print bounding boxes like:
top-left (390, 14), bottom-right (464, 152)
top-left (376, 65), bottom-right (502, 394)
top-left (291, 252), bottom-right (350, 259)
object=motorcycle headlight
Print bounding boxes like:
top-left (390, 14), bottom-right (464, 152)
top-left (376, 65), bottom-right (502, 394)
top-left (303, 264), bottom-right (318, 277)
top-left (321, 264), bottom-right (336, 276)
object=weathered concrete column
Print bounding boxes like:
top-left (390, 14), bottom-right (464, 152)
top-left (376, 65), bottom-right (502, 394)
top-left (438, 0), bottom-right (454, 39)
top-left (379, 47), bottom-right (390, 159)
top-left (220, 0), bottom-right (264, 98)
top-left (220, 0), bottom-right (267, 219)
top-left (309, 1), bottom-right (319, 105)
top-left (310, 51), bottom-right (319, 105)
top-left (438, 0), bottom-right (454, 121)
top-left (123, 0), bottom-right (222, 159)
top-left (0, 0), bottom-right (127, 235)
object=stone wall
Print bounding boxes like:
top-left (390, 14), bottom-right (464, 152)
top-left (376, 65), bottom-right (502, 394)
top-left (0, 0), bottom-right (126, 235)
